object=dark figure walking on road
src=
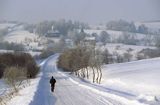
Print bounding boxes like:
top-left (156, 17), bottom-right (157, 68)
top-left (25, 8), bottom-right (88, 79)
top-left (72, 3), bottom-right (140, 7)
top-left (50, 76), bottom-right (56, 92)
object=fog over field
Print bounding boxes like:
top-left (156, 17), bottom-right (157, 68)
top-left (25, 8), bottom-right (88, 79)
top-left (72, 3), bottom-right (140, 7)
top-left (0, 0), bottom-right (160, 24)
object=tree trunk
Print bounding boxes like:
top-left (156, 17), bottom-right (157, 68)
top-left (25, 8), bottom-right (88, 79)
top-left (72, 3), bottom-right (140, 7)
top-left (86, 67), bottom-right (89, 79)
top-left (82, 68), bottom-right (85, 78)
top-left (98, 66), bottom-right (102, 84)
top-left (91, 67), bottom-right (95, 83)
top-left (77, 70), bottom-right (79, 76)
top-left (95, 67), bottom-right (99, 83)
top-left (75, 71), bottom-right (77, 76)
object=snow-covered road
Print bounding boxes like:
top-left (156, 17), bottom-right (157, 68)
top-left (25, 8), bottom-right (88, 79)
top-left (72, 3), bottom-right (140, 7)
top-left (28, 55), bottom-right (144, 105)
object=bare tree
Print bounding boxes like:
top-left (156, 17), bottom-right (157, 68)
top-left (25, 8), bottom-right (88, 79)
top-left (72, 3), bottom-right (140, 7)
top-left (94, 50), bottom-right (104, 83)
top-left (58, 44), bottom-right (103, 84)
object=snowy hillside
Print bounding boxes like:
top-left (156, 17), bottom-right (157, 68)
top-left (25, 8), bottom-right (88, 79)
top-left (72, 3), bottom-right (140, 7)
top-left (0, 23), bottom-right (16, 30)
top-left (5, 55), bottom-right (146, 105)
top-left (101, 57), bottom-right (160, 104)
top-left (83, 29), bottom-right (149, 40)
top-left (4, 30), bottom-right (38, 44)
top-left (3, 30), bottom-right (44, 51)
top-left (0, 21), bottom-right (159, 105)
top-left (2, 55), bottom-right (159, 105)
top-left (68, 56), bottom-right (160, 104)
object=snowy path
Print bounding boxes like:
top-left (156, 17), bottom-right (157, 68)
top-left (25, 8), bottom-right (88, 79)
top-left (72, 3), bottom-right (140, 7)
top-left (27, 54), bottom-right (146, 105)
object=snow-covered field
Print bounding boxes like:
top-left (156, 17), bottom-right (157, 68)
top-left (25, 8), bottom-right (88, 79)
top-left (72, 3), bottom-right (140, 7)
top-left (4, 30), bottom-right (38, 44)
top-left (102, 57), bottom-right (160, 104)
top-left (80, 57), bottom-right (160, 105)
top-left (6, 75), bottom-right (41, 105)
top-left (84, 29), bottom-right (148, 40)
top-left (0, 23), bottom-right (16, 30)
top-left (1, 22), bottom-right (159, 105)
top-left (3, 30), bottom-right (44, 51)
top-left (4, 54), bottom-right (160, 105)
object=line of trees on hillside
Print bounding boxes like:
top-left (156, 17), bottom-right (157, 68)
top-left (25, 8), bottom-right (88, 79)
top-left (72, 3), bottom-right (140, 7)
top-left (114, 32), bottom-right (156, 46)
top-left (102, 46), bottom-right (160, 64)
top-left (137, 48), bottom-right (160, 59)
top-left (24, 19), bottom-right (89, 36)
top-left (97, 48), bottom-right (133, 64)
top-left (91, 30), bottom-right (158, 46)
top-left (92, 31), bottom-right (155, 46)
top-left (106, 20), bottom-right (150, 34)
top-left (57, 45), bottom-right (104, 84)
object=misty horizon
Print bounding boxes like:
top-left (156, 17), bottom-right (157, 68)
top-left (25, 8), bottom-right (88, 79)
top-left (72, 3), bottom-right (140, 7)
top-left (0, 0), bottom-right (160, 24)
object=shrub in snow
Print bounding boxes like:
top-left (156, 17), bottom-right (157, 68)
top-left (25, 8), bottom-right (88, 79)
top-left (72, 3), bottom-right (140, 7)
top-left (26, 61), bottom-right (39, 78)
top-left (0, 52), bottom-right (39, 78)
top-left (4, 66), bottom-right (27, 92)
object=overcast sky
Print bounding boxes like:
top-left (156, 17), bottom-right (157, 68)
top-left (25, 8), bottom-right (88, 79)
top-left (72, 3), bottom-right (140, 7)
top-left (0, 0), bottom-right (159, 24)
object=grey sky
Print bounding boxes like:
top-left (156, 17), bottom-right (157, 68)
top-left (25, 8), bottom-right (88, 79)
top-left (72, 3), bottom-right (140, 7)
top-left (0, 0), bottom-right (159, 24)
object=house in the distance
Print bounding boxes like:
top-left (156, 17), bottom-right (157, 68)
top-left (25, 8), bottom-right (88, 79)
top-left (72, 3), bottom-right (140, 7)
top-left (45, 30), bottom-right (61, 43)
top-left (83, 36), bottom-right (96, 47)
top-left (45, 30), bottom-right (61, 38)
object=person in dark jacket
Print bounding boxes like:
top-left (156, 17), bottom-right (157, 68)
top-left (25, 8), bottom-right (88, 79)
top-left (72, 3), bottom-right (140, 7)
top-left (50, 76), bottom-right (56, 92)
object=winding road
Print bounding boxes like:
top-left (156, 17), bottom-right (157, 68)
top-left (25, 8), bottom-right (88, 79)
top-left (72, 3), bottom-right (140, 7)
top-left (29, 55), bottom-right (140, 105)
